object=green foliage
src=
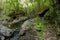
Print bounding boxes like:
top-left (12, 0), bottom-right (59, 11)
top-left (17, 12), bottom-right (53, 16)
top-left (57, 28), bottom-right (60, 35)
top-left (35, 18), bottom-right (44, 30)
top-left (2, 0), bottom-right (53, 17)
top-left (35, 17), bottom-right (45, 40)
top-left (0, 0), bottom-right (60, 40)
top-left (38, 31), bottom-right (43, 40)
top-left (3, 0), bottom-right (18, 15)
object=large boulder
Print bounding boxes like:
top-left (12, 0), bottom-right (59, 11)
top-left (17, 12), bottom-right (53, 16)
top-left (19, 19), bottom-right (40, 40)
top-left (0, 25), bottom-right (14, 40)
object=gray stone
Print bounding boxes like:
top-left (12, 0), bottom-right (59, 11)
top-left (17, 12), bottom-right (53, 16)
top-left (19, 19), bottom-right (40, 40)
top-left (0, 25), bottom-right (14, 40)
top-left (0, 25), bottom-right (13, 36)
top-left (0, 35), bottom-right (5, 40)
top-left (19, 19), bottom-right (36, 36)
top-left (10, 29), bottom-right (20, 40)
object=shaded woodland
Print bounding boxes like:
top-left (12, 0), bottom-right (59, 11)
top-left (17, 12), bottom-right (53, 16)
top-left (0, 0), bottom-right (60, 40)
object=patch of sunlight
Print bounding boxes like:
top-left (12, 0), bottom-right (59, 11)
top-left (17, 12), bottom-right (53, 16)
top-left (28, 2), bottom-right (32, 6)
top-left (20, 0), bottom-right (25, 4)
top-left (19, 0), bottom-right (32, 8)
top-left (2, 0), bottom-right (6, 2)
top-left (23, 2), bottom-right (32, 8)
top-left (43, 0), bottom-right (45, 1)
top-left (19, 0), bottom-right (27, 8)
top-left (23, 4), bottom-right (27, 8)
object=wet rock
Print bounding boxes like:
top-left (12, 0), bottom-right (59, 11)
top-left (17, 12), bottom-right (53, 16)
top-left (10, 34), bottom-right (20, 40)
top-left (0, 35), bottom-right (5, 40)
top-left (0, 25), bottom-right (13, 36)
top-left (10, 29), bottom-right (20, 40)
top-left (0, 25), bottom-right (14, 40)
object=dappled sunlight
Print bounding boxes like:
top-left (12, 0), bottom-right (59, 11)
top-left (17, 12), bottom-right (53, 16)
top-left (23, 4), bottom-right (27, 8)
top-left (20, 0), bottom-right (25, 4)
top-left (28, 2), bottom-right (32, 6)
top-left (19, 0), bottom-right (32, 8)
top-left (0, 0), bottom-right (60, 40)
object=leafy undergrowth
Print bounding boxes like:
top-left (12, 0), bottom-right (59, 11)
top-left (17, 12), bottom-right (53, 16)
top-left (57, 28), bottom-right (60, 36)
top-left (34, 17), bottom-right (46, 40)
